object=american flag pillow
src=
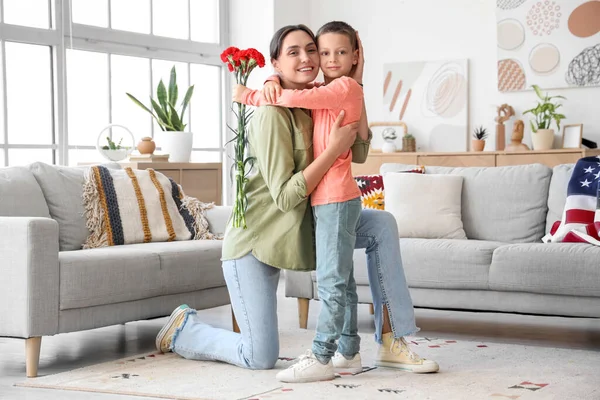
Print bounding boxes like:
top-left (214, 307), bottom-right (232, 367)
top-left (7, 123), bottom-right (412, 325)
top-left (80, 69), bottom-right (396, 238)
top-left (543, 156), bottom-right (600, 245)
top-left (354, 166), bottom-right (425, 210)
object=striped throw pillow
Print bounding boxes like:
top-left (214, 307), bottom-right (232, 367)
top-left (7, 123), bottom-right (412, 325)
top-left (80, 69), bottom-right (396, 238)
top-left (82, 165), bottom-right (217, 248)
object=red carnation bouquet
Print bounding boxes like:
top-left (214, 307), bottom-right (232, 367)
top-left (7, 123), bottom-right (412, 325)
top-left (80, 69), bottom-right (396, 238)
top-left (221, 46), bottom-right (265, 229)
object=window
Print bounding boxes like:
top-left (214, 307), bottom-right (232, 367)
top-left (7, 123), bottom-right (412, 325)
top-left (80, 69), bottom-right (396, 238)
top-left (0, 0), bottom-right (228, 172)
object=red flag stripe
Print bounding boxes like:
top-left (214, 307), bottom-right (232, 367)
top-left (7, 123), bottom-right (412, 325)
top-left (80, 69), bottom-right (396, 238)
top-left (563, 231), bottom-right (589, 243)
top-left (550, 220), bottom-right (561, 235)
top-left (586, 223), bottom-right (600, 241)
top-left (565, 209), bottom-right (595, 224)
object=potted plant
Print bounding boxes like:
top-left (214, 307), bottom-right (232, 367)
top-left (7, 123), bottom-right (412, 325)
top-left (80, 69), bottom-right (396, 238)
top-left (126, 66), bottom-right (194, 162)
top-left (523, 84), bottom-right (566, 151)
top-left (96, 124), bottom-right (134, 161)
top-left (402, 133), bottom-right (416, 152)
top-left (471, 125), bottom-right (488, 151)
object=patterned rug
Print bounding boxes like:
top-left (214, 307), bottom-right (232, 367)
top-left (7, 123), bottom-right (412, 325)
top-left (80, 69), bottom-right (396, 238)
top-left (15, 328), bottom-right (599, 400)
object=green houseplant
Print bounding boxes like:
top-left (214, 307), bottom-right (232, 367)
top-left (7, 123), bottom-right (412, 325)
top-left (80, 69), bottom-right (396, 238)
top-left (523, 84), bottom-right (566, 150)
top-left (126, 66), bottom-right (195, 161)
top-left (471, 126), bottom-right (487, 152)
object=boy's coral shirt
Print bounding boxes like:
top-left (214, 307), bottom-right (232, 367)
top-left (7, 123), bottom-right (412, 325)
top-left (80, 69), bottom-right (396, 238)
top-left (241, 76), bottom-right (363, 206)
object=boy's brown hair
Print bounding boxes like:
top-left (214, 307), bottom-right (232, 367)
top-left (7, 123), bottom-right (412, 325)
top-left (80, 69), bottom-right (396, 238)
top-left (316, 21), bottom-right (357, 50)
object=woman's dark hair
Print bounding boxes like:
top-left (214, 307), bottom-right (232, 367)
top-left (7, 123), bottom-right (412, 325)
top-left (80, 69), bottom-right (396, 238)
top-left (316, 21), bottom-right (357, 50)
top-left (270, 24), bottom-right (316, 60)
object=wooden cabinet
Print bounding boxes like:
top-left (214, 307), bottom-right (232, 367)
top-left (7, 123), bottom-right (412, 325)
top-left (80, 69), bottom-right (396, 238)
top-left (352, 149), bottom-right (600, 176)
top-left (118, 162), bottom-right (222, 205)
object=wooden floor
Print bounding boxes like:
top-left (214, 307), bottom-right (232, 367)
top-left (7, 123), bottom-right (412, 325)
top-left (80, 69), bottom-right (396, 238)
top-left (2, 279), bottom-right (600, 399)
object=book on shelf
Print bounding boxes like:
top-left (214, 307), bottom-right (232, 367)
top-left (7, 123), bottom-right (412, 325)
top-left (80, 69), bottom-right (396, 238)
top-left (128, 153), bottom-right (170, 162)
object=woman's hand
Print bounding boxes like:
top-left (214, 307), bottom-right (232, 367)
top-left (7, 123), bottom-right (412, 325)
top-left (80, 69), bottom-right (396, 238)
top-left (351, 31), bottom-right (365, 84)
top-left (264, 81), bottom-right (282, 103)
top-left (232, 84), bottom-right (247, 103)
top-left (327, 111), bottom-right (359, 157)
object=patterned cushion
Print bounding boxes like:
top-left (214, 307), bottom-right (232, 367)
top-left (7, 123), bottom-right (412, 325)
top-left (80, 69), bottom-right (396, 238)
top-left (354, 166), bottom-right (424, 210)
top-left (82, 166), bottom-right (218, 248)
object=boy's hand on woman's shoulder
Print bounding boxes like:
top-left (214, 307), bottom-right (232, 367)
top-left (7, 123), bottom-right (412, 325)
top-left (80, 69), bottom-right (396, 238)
top-left (263, 81), bottom-right (282, 103)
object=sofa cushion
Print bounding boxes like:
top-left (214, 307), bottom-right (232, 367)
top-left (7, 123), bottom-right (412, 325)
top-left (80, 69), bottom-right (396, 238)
top-left (380, 163), bottom-right (551, 243)
top-left (59, 240), bottom-right (225, 310)
top-left (354, 166), bottom-right (424, 210)
top-left (546, 163), bottom-right (574, 234)
top-left (59, 246), bottom-right (163, 310)
top-left (383, 173), bottom-right (467, 239)
top-left (349, 238), bottom-right (505, 290)
top-left (122, 241), bottom-right (226, 294)
top-left (399, 238), bottom-right (505, 290)
top-left (489, 243), bottom-right (600, 297)
top-left (29, 162), bottom-right (120, 251)
top-left (0, 166), bottom-right (50, 218)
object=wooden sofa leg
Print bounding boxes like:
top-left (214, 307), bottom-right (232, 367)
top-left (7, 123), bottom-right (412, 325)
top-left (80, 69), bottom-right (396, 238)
top-left (298, 298), bottom-right (309, 329)
top-left (232, 306), bottom-right (240, 333)
top-left (369, 304), bottom-right (375, 315)
top-left (25, 337), bottom-right (42, 378)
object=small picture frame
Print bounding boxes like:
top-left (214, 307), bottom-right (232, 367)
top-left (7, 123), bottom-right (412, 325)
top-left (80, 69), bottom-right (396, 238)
top-left (562, 124), bottom-right (583, 149)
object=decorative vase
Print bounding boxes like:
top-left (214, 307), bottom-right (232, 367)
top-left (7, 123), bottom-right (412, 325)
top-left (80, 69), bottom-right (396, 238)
top-left (531, 129), bottom-right (554, 150)
top-left (402, 136), bottom-right (416, 152)
top-left (137, 136), bottom-right (156, 154)
top-left (496, 124), bottom-right (506, 151)
top-left (382, 141), bottom-right (397, 153)
top-left (155, 131), bottom-right (193, 162)
top-left (471, 139), bottom-right (485, 151)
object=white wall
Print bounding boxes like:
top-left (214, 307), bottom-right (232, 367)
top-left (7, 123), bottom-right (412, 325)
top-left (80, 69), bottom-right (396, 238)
top-left (306, 0), bottom-right (600, 150)
top-left (274, 0), bottom-right (312, 29)
top-left (229, 0), bottom-right (275, 88)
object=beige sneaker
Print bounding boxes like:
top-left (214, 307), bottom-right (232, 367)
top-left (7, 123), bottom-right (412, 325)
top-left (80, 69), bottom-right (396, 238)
top-left (375, 333), bottom-right (439, 373)
top-left (155, 304), bottom-right (189, 353)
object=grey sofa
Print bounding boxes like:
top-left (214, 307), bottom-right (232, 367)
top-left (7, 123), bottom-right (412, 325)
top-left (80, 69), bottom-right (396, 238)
top-left (0, 162), bottom-right (233, 377)
top-left (285, 162), bottom-right (600, 328)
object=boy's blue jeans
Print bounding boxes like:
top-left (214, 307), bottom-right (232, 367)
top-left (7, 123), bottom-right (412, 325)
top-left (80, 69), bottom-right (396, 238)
top-left (312, 197), bottom-right (362, 362)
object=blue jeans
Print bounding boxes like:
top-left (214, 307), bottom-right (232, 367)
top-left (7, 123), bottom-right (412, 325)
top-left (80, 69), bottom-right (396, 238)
top-left (312, 197), bottom-right (362, 362)
top-left (171, 209), bottom-right (418, 369)
top-left (171, 253), bottom-right (280, 369)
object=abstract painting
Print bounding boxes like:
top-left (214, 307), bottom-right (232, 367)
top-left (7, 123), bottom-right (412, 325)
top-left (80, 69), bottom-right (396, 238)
top-left (497, 0), bottom-right (600, 92)
top-left (381, 59), bottom-right (469, 152)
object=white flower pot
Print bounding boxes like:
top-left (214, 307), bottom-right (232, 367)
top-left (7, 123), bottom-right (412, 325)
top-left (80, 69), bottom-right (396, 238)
top-left (531, 128), bottom-right (554, 151)
top-left (156, 131), bottom-right (193, 162)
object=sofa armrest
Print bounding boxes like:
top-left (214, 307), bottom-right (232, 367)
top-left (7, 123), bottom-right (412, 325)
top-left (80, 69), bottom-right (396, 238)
top-left (284, 270), bottom-right (315, 299)
top-left (0, 217), bottom-right (60, 338)
top-left (206, 206), bottom-right (232, 236)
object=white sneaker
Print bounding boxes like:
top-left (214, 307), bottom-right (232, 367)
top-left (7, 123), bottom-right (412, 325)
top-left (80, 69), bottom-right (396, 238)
top-left (332, 351), bottom-right (363, 373)
top-left (276, 350), bottom-right (335, 383)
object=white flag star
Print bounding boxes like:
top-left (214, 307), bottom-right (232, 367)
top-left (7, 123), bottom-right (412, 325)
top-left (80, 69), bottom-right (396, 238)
top-left (581, 179), bottom-right (591, 187)
top-left (585, 166), bottom-right (595, 173)
top-left (595, 172), bottom-right (600, 180)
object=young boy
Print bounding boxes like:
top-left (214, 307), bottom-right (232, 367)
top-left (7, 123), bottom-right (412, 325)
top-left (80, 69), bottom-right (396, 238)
top-left (234, 21), bottom-right (368, 383)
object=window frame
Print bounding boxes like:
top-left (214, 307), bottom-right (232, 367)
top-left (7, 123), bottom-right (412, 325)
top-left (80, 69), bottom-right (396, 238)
top-left (0, 0), bottom-right (230, 173)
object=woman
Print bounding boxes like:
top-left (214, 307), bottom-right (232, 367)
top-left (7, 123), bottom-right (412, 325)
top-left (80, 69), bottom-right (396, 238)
top-left (155, 24), bottom-right (439, 382)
